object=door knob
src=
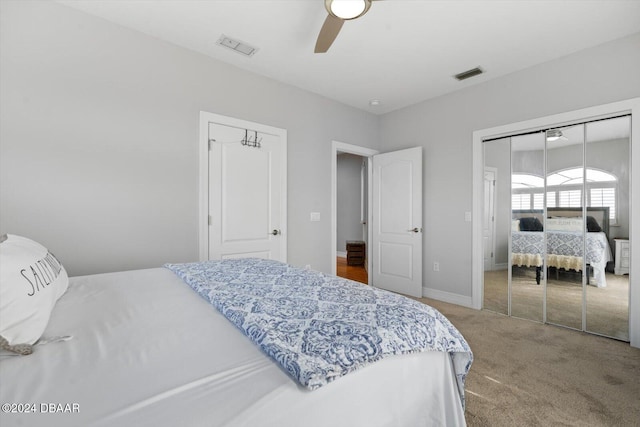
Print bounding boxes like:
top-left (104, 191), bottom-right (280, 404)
top-left (408, 227), bottom-right (422, 233)
top-left (271, 229), bottom-right (281, 236)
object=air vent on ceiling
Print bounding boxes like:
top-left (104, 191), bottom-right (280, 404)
top-left (216, 35), bottom-right (258, 57)
top-left (454, 67), bottom-right (484, 81)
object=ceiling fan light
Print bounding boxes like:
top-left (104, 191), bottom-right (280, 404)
top-left (546, 129), bottom-right (564, 141)
top-left (326, 0), bottom-right (371, 20)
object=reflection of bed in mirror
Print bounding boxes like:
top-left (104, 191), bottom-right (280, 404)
top-left (511, 207), bottom-right (612, 287)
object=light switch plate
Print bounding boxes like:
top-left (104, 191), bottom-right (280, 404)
top-left (464, 211), bottom-right (472, 222)
top-left (310, 212), bottom-right (321, 222)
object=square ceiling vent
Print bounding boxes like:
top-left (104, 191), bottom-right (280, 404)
top-left (216, 35), bottom-right (258, 57)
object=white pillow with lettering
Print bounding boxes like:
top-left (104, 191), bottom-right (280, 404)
top-left (0, 234), bottom-right (69, 354)
top-left (546, 217), bottom-right (584, 232)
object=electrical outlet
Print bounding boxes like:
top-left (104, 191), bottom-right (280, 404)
top-left (433, 261), bottom-right (440, 271)
top-left (305, 264), bottom-right (311, 270)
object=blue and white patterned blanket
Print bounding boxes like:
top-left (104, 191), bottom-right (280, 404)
top-left (511, 230), bottom-right (612, 287)
top-left (165, 258), bottom-right (473, 407)
top-left (512, 231), bottom-right (607, 263)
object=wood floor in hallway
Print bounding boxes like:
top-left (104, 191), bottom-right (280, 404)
top-left (336, 257), bottom-right (368, 284)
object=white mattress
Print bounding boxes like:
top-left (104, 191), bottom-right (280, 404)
top-left (0, 268), bottom-right (466, 427)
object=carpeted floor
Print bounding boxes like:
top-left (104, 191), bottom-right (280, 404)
top-left (484, 268), bottom-right (629, 341)
top-left (421, 298), bottom-right (640, 426)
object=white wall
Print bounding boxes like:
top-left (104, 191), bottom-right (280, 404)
top-left (2, 0), bottom-right (639, 309)
top-left (337, 153), bottom-right (364, 253)
top-left (0, 1), bottom-right (381, 276)
top-left (379, 32), bottom-right (640, 299)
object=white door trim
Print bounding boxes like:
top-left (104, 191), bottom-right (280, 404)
top-left (199, 111), bottom-right (287, 262)
top-left (472, 97), bottom-right (640, 349)
top-left (331, 141), bottom-right (379, 279)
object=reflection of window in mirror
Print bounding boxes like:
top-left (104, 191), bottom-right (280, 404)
top-left (547, 167), bottom-right (617, 224)
top-left (512, 174), bottom-right (544, 210)
top-left (511, 168), bottom-right (618, 224)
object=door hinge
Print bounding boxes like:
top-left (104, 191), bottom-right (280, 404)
top-left (208, 139), bottom-right (215, 150)
top-left (208, 215), bottom-right (211, 226)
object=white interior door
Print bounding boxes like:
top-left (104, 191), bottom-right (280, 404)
top-left (372, 147), bottom-right (423, 297)
top-left (483, 168), bottom-right (497, 271)
top-left (208, 120), bottom-right (287, 261)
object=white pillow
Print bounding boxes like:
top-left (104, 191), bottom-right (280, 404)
top-left (0, 234), bottom-right (69, 354)
top-left (512, 219), bottom-right (520, 231)
top-left (546, 217), bottom-right (584, 232)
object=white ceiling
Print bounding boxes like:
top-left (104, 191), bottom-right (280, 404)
top-left (56, 0), bottom-right (640, 115)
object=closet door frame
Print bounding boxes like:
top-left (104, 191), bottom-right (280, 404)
top-left (472, 97), bottom-right (640, 349)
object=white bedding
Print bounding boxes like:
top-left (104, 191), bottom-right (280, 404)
top-left (0, 268), bottom-right (466, 427)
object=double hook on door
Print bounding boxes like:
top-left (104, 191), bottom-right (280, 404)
top-left (241, 129), bottom-right (262, 148)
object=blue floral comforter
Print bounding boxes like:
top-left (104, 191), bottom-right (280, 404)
top-left (165, 258), bottom-right (473, 407)
top-left (512, 231), bottom-right (607, 263)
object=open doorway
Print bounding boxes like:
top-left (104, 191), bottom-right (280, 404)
top-left (337, 153), bottom-right (368, 283)
top-left (332, 141), bottom-right (424, 296)
top-left (331, 141), bottom-right (378, 284)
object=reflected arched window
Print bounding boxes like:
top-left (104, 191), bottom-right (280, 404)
top-left (512, 174), bottom-right (544, 210)
top-left (547, 167), bottom-right (617, 224)
top-left (512, 168), bottom-right (618, 224)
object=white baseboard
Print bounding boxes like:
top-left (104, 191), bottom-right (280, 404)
top-left (422, 287), bottom-right (474, 309)
top-left (337, 251), bottom-right (347, 258)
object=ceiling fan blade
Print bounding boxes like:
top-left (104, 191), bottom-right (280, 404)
top-left (314, 14), bottom-right (344, 53)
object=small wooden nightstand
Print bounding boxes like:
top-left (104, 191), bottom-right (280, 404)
top-left (346, 240), bottom-right (365, 266)
top-left (614, 238), bottom-right (629, 275)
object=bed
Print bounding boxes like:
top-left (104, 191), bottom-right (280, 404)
top-left (0, 236), bottom-right (473, 427)
top-left (511, 207), bottom-right (613, 287)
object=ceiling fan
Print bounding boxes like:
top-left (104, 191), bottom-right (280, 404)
top-left (314, 0), bottom-right (374, 53)
top-left (546, 129), bottom-right (568, 142)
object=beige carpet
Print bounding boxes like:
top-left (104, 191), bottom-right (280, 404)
top-left (484, 268), bottom-right (629, 341)
top-left (421, 298), bottom-right (640, 427)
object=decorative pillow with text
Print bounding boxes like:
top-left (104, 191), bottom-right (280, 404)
top-left (546, 217), bottom-right (584, 232)
top-left (0, 234), bottom-right (69, 354)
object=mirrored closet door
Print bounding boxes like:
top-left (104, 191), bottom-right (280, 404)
top-left (482, 137), bottom-right (510, 316)
top-left (545, 124), bottom-right (585, 331)
top-left (482, 115), bottom-right (631, 341)
top-left (585, 116), bottom-right (631, 339)
top-left (510, 133), bottom-right (545, 323)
